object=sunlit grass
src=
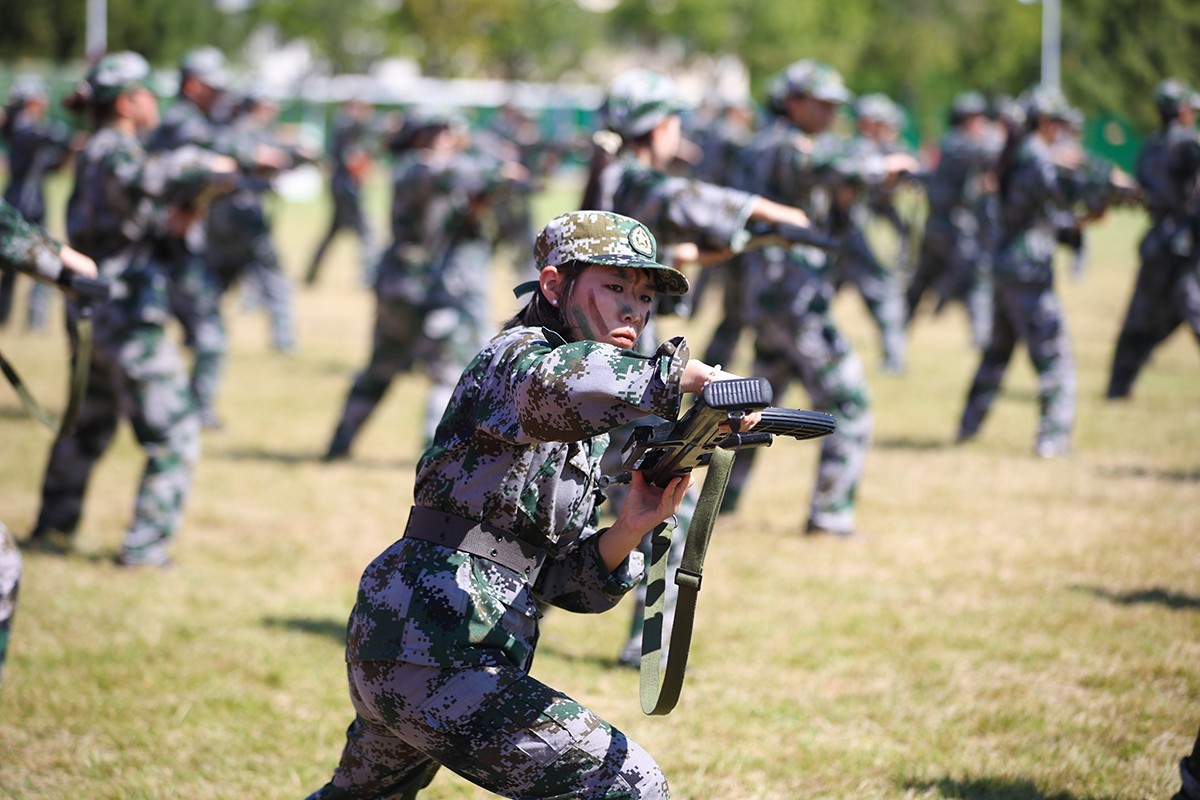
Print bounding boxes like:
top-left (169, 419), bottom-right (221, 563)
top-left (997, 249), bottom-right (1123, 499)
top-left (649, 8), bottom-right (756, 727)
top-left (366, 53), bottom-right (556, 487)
top-left (1, 175), bottom-right (1196, 799)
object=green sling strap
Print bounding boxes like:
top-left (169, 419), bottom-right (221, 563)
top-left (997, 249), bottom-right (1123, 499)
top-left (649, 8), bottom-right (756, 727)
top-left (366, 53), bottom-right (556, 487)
top-left (0, 311), bottom-right (94, 437)
top-left (638, 446), bottom-right (736, 716)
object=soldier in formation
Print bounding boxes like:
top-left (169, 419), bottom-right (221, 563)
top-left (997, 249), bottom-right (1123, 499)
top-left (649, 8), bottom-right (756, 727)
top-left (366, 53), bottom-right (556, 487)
top-left (307, 210), bottom-right (753, 800)
top-left (0, 75), bottom-right (76, 330)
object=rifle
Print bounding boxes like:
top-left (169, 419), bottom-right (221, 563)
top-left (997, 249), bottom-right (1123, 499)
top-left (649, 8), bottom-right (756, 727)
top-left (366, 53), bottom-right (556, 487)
top-left (617, 376), bottom-right (835, 716)
top-left (734, 221), bottom-right (842, 254)
top-left (608, 377), bottom-right (836, 488)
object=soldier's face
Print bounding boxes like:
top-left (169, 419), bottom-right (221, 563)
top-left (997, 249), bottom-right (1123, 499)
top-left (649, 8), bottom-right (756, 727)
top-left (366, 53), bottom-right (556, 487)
top-left (560, 265), bottom-right (655, 349)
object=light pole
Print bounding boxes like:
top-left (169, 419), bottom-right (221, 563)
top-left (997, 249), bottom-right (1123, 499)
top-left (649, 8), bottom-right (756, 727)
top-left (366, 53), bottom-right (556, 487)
top-left (1018, 0), bottom-right (1061, 91)
top-left (86, 0), bottom-right (107, 63)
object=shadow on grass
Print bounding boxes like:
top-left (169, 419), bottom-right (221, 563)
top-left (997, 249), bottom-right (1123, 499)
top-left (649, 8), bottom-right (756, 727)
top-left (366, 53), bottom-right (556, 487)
top-left (873, 436), bottom-right (949, 451)
top-left (212, 447), bottom-right (415, 471)
top-left (263, 615), bottom-right (347, 644)
top-left (533, 640), bottom-right (631, 671)
top-left (1073, 584), bottom-right (1200, 611)
top-left (903, 776), bottom-right (1116, 800)
top-left (1095, 464), bottom-right (1200, 483)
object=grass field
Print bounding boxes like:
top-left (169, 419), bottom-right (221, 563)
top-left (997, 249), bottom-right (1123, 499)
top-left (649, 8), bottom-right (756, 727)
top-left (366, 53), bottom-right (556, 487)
top-left (1, 174), bottom-right (1197, 800)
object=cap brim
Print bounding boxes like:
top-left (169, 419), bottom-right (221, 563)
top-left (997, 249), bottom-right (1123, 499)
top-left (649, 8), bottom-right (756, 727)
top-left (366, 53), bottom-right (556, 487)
top-left (812, 86), bottom-right (854, 104)
top-left (585, 254), bottom-right (690, 296)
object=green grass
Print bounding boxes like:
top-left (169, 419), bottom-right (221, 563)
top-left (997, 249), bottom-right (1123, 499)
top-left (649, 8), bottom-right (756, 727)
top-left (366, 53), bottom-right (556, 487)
top-left (1, 174), bottom-right (1197, 799)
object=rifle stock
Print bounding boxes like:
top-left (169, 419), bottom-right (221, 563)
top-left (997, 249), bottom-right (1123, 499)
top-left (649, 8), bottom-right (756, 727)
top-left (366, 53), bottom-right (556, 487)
top-left (617, 377), bottom-right (837, 488)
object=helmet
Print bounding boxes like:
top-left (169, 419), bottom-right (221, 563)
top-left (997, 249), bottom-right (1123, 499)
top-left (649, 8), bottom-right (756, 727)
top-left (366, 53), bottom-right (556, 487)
top-left (782, 60), bottom-right (853, 104)
top-left (179, 46), bottom-right (230, 91)
top-left (1154, 78), bottom-right (1195, 119)
top-left (604, 68), bottom-right (681, 139)
top-left (85, 51), bottom-right (153, 106)
top-left (856, 93), bottom-right (904, 127)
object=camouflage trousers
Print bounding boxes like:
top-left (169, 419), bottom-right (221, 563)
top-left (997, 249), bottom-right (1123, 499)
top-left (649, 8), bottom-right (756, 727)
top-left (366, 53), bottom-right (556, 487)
top-left (0, 270), bottom-right (52, 331)
top-left (0, 523), bottom-right (21, 686)
top-left (831, 226), bottom-right (907, 372)
top-left (165, 249), bottom-right (227, 426)
top-left (1106, 256), bottom-right (1200, 399)
top-left (308, 660), bottom-right (669, 800)
top-left (306, 188), bottom-right (377, 287)
top-left (908, 220), bottom-right (993, 348)
top-left (729, 303), bottom-right (873, 535)
top-left (327, 293), bottom-right (485, 457)
top-left (34, 321), bottom-right (201, 559)
top-left (958, 281), bottom-right (1075, 455)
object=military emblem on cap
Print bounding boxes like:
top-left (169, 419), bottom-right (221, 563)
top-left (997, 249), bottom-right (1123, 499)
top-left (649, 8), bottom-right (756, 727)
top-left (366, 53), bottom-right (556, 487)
top-left (532, 211), bottom-right (689, 296)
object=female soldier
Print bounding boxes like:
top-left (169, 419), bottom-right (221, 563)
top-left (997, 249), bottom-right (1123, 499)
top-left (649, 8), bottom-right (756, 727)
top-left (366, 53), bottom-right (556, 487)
top-left (955, 86), bottom-right (1108, 457)
top-left (0, 75), bottom-right (76, 329)
top-left (26, 52), bottom-right (225, 566)
top-left (308, 210), bottom-right (754, 799)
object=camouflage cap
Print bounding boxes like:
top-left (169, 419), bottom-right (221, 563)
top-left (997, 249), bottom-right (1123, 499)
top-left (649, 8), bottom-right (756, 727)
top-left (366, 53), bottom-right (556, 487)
top-left (783, 60), bottom-right (853, 104)
top-left (85, 51), bottom-right (153, 106)
top-left (1155, 78), bottom-right (1195, 118)
top-left (604, 68), bottom-right (683, 139)
top-left (534, 211), bottom-right (688, 296)
top-left (856, 93), bottom-right (904, 127)
top-left (180, 46), bottom-right (230, 90)
top-left (1023, 84), bottom-right (1071, 122)
top-left (8, 74), bottom-right (48, 104)
top-left (950, 91), bottom-right (989, 121)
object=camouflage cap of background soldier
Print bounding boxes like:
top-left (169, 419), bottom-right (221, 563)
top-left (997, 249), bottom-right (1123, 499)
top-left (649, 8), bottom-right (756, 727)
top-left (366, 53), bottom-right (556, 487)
top-left (8, 74), bottom-right (48, 104)
top-left (1023, 84), bottom-right (1072, 123)
top-left (84, 51), bottom-right (153, 106)
top-left (856, 93), bottom-right (905, 128)
top-left (1154, 78), bottom-right (1196, 119)
top-left (179, 46), bottom-right (230, 91)
top-left (783, 60), bottom-right (853, 104)
top-left (604, 68), bottom-right (683, 140)
top-left (950, 90), bottom-right (989, 122)
top-left (534, 210), bottom-right (689, 296)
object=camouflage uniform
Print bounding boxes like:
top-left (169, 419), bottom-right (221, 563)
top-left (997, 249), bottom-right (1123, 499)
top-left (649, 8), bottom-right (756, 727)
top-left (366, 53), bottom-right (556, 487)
top-left (1106, 84), bottom-right (1200, 399)
top-left (908, 93), bottom-right (1004, 348)
top-left (310, 212), bottom-right (687, 799)
top-left (306, 103), bottom-right (378, 286)
top-left (27, 53), bottom-right (201, 567)
top-left (0, 80), bottom-right (74, 330)
top-left (828, 94), bottom-right (910, 372)
top-left (726, 62), bottom-right (875, 534)
top-left (957, 92), bottom-right (1081, 457)
top-left (326, 126), bottom-right (506, 457)
top-left (145, 48), bottom-right (252, 428)
top-left (205, 100), bottom-right (295, 353)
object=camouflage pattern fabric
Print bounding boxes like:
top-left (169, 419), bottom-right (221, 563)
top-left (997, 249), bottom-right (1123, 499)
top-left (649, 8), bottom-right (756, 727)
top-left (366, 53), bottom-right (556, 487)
top-left (0, 198), bottom-right (65, 280)
top-left (907, 125), bottom-right (1004, 348)
top-left (326, 147), bottom-right (501, 455)
top-left (724, 117), bottom-right (877, 533)
top-left (0, 523), bottom-right (21, 686)
top-left (957, 134), bottom-right (1077, 457)
top-left (28, 124), bottom-right (201, 563)
top-left (312, 324), bottom-right (687, 797)
top-left (0, 108), bottom-right (73, 329)
top-left (1107, 119), bottom-right (1200, 398)
top-left (306, 109), bottom-right (378, 286)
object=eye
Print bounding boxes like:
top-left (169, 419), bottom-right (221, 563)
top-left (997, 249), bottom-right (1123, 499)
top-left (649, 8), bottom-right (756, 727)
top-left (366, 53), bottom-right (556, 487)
top-left (640, 293), bottom-right (654, 304)
top-left (605, 284), bottom-right (624, 293)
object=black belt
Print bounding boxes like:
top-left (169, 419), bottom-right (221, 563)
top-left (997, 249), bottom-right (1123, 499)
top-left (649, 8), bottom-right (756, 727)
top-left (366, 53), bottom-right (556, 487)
top-left (403, 506), bottom-right (547, 580)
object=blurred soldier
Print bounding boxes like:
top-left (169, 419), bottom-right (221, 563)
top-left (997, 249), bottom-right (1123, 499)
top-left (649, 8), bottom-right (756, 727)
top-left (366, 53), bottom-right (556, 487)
top-left (827, 92), bottom-right (912, 373)
top-left (1175, 726), bottom-right (1200, 800)
top-left (0, 75), bottom-right (76, 330)
top-left (205, 88), bottom-right (299, 354)
top-left (305, 98), bottom-right (377, 287)
top-left (147, 47), bottom-right (290, 428)
top-left (956, 86), bottom-right (1117, 458)
top-left (1105, 79), bottom-right (1200, 399)
top-left (323, 110), bottom-right (526, 459)
top-left (481, 101), bottom-right (539, 270)
top-left (25, 53), bottom-right (232, 566)
top-left (907, 91), bottom-right (1005, 348)
top-left (726, 60), bottom-right (916, 533)
top-left (0, 198), bottom-right (99, 681)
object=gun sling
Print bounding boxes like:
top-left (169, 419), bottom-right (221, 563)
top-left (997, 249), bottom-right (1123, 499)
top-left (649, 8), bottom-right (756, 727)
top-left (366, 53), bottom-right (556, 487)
top-left (638, 445), bottom-right (735, 716)
top-left (402, 505), bottom-right (548, 580)
top-left (0, 309), bottom-right (94, 438)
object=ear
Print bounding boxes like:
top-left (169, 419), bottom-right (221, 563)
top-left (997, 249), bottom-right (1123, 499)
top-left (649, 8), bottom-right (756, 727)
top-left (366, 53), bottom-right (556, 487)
top-left (539, 265), bottom-right (562, 306)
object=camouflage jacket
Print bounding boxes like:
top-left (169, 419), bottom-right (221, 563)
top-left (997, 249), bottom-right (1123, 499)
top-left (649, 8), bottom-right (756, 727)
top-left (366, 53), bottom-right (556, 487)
top-left (0, 198), bottom-right (65, 280)
top-left (993, 134), bottom-right (1071, 287)
top-left (2, 109), bottom-right (74, 221)
top-left (1136, 120), bottom-right (1200, 220)
top-left (347, 324), bottom-right (689, 670)
top-left (596, 152), bottom-right (757, 251)
top-left (924, 127), bottom-right (1003, 232)
top-left (147, 97), bottom-right (256, 168)
top-left (328, 112), bottom-right (372, 197)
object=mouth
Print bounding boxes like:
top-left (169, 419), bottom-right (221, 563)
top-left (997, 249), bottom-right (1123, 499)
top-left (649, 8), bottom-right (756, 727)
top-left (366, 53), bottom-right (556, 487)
top-left (611, 328), bottom-right (638, 349)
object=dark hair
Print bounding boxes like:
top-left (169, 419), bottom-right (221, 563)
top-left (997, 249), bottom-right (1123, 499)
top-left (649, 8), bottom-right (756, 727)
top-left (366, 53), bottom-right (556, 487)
top-left (503, 261), bottom-right (586, 339)
top-left (995, 116), bottom-right (1027, 202)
